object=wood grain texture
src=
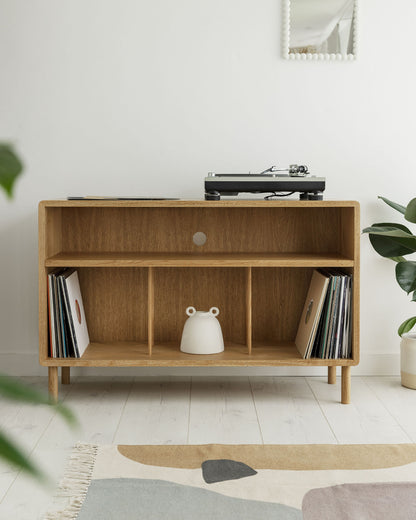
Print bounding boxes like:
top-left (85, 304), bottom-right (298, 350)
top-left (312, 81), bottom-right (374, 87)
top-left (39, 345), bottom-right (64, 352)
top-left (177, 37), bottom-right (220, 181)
top-left (61, 367), bottom-right (70, 385)
top-left (252, 267), bottom-right (313, 343)
top-left (48, 367), bottom-right (58, 402)
top-left (39, 200), bottom-right (360, 208)
top-left (41, 341), bottom-right (356, 367)
top-left (45, 251), bottom-right (354, 267)
top-left (148, 267), bottom-right (154, 356)
top-left (342, 366), bottom-right (351, 404)
top-left (246, 267), bottom-right (252, 354)
top-left (339, 207), bottom-right (355, 260)
top-left (38, 200), bottom-right (360, 391)
top-left (364, 377), bottom-right (416, 443)
top-left (56, 206), bottom-right (355, 256)
top-left (308, 377), bottom-right (411, 443)
top-left (113, 378), bottom-right (191, 445)
top-left (328, 366), bottom-right (336, 385)
top-left (38, 203), bottom-right (49, 364)
top-left (251, 377), bottom-right (337, 444)
top-left (188, 377), bottom-right (263, 444)
top-left (77, 268), bottom-right (148, 343)
top-left (45, 207), bottom-right (62, 258)
top-left (352, 204), bottom-right (360, 365)
top-left (154, 267), bottom-right (246, 345)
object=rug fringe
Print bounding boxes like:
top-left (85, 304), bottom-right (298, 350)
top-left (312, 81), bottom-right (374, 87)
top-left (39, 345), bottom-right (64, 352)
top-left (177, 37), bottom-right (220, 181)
top-left (43, 442), bottom-right (98, 520)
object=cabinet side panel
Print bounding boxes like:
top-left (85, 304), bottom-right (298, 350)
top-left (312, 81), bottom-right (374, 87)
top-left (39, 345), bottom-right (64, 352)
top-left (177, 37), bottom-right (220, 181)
top-left (154, 268), bottom-right (246, 345)
top-left (339, 206), bottom-right (360, 363)
top-left (339, 208), bottom-right (355, 259)
top-left (45, 207), bottom-right (62, 257)
top-left (38, 205), bottom-right (49, 363)
top-left (352, 204), bottom-right (360, 363)
top-left (252, 268), bottom-right (313, 343)
top-left (77, 268), bottom-right (148, 343)
top-left (39, 206), bottom-right (62, 363)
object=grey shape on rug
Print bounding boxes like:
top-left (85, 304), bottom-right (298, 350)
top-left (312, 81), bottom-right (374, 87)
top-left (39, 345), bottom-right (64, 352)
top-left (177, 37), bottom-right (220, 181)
top-left (303, 482), bottom-right (416, 519)
top-left (77, 478), bottom-right (301, 520)
top-left (201, 459), bottom-right (257, 483)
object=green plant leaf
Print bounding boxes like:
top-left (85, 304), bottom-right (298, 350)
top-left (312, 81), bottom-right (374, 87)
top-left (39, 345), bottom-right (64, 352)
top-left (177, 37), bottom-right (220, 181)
top-left (391, 256), bottom-right (407, 262)
top-left (412, 290), bottom-right (416, 302)
top-left (362, 223), bottom-right (414, 235)
top-left (0, 430), bottom-right (45, 479)
top-left (399, 316), bottom-right (416, 336)
top-left (378, 196), bottom-right (406, 215)
top-left (0, 143), bottom-right (23, 199)
top-left (396, 261), bottom-right (416, 294)
top-left (363, 223), bottom-right (416, 257)
top-left (0, 375), bottom-right (77, 427)
top-left (405, 198), bottom-right (416, 224)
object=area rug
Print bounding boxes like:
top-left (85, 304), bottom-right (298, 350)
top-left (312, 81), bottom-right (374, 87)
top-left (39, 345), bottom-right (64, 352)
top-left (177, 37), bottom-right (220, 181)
top-left (44, 443), bottom-right (416, 519)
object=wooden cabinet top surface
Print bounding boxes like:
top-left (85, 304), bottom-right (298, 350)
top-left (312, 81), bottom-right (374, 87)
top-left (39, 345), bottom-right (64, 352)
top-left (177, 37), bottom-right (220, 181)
top-left (39, 199), bottom-right (360, 209)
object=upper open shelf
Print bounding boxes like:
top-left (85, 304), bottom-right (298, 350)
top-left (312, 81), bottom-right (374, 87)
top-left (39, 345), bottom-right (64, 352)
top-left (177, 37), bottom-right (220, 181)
top-left (40, 201), bottom-right (359, 263)
top-left (45, 251), bottom-right (354, 267)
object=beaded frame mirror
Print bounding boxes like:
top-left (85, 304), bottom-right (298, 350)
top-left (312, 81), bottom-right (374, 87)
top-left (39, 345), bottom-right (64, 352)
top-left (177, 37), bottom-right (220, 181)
top-left (283, 0), bottom-right (358, 61)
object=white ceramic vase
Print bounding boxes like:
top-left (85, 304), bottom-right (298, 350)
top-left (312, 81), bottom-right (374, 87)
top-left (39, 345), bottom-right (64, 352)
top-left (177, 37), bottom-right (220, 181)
top-left (400, 333), bottom-right (416, 389)
top-left (180, 307), bottom-right (224, 355)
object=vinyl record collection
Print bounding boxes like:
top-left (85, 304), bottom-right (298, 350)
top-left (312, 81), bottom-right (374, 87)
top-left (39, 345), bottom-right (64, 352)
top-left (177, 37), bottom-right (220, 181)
top-left (47, 269), bottom-right (90, 358)
top-left (296, 269), bottom-right (352, 360)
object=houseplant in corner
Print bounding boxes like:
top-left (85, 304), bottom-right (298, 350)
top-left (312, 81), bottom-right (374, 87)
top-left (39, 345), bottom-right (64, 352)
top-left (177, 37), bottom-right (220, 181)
top-left (363, 196), bottom-right (416, 388)
top-left (0, 143), bottom-right (76, 479)
top-left (0, 143), bottom-right (23, 198)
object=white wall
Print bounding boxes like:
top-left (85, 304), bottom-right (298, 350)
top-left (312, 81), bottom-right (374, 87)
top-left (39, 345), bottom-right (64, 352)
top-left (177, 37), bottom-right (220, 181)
top-left (1, 0), bottom-right (415, 376)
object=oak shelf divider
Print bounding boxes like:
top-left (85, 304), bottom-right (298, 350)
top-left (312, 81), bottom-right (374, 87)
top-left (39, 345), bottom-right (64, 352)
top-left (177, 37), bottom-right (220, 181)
top-left (39, 199), bottom-right (359, 403)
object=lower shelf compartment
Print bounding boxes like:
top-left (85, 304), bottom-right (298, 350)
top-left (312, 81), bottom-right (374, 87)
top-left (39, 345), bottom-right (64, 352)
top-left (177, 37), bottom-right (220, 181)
top-left (43, 341), bottom-right (355, 367)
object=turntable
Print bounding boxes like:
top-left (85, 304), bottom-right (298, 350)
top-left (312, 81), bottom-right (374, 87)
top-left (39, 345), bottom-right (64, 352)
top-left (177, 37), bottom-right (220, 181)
top-left (204, 165), bottom-right (325, 201)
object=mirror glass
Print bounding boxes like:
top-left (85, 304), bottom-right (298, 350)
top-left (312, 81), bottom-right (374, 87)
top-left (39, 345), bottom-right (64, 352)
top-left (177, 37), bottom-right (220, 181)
top-left (287, 0), bottom-right (356, 58)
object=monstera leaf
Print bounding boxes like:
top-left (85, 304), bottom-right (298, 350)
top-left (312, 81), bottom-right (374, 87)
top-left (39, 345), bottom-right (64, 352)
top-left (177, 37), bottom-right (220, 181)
top-left (0, 143), bottom-right (23, 198)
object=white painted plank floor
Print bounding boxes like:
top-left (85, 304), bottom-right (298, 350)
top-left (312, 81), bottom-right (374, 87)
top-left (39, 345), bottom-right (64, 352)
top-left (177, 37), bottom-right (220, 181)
top-left (0, 375), bottom-right (415, 519)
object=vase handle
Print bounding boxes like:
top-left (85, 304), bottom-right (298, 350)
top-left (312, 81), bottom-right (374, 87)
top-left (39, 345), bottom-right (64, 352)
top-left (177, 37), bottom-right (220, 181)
top-left (186, 306), bottom-right (196, 316)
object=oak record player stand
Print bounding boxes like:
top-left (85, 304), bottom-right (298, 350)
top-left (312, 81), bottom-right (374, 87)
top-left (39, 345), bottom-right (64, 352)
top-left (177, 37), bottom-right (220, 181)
top-left (38, 199), bottom-right (359, 403)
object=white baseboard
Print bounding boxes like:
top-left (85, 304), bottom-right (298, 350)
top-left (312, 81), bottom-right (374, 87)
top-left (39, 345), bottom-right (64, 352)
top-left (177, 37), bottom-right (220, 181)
top-left (0, 352), bottom-right (400, 377)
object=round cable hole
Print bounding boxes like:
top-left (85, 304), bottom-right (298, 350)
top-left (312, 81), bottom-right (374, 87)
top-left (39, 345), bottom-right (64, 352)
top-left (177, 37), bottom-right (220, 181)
top-left (193, 231), bottom-right (207, 246)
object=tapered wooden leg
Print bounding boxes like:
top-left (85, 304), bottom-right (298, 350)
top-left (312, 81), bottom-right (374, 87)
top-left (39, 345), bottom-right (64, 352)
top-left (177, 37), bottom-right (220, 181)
top-left (341, 366), bottom-right (351, 404)
top-left (62, 367), bottom-right (70, 385)
top-left (328, 366), bottom-right (336, 384)
top-left (48, 367), bottom-right (58, 402)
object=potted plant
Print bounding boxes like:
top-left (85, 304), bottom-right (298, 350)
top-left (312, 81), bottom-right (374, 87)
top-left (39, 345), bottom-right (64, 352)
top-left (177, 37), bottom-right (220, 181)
top-left (1, 143), bottom-right (76, 479)
top-left (363, 196), bottom-right (416, 388)
top-left (0, 143), bottom-right (23, 198)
